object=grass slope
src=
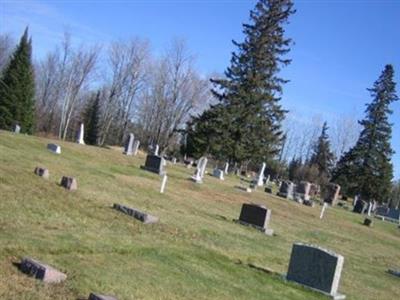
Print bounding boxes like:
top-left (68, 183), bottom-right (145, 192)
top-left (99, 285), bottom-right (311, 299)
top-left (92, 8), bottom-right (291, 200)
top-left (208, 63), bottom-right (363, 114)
top-left (0, 131), bottom-right (399, 300)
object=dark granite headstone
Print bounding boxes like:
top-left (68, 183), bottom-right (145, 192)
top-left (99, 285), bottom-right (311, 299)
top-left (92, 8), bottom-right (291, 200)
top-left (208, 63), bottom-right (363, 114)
top-left (277, 180), bottom-right (294, 200)
top-left (47, 143), bottom-right (61, 154)
top-left (238, 203), bottom-right (273, 235)
top-left (353, 200), bottom-right (366, 214)
top-left (20, 257), bottom-right (67, 283)
top-left (60, 176), bottom-right (77, 190)
top-left (287, 243), bottom-right (345, 299)
top-left (324, 183), bottom-right (341, 206)
top-left (264, 187), bottom-right (272, 194)
top-left (34, 167), bottom-right (49, 179)
top-left (113, 203), bottom-right (158, 224)
top-left (363, 218), bottom-right (373, 227)
top-left (140, 155), bottom-right (166, 175)
top-left (89, 293), bottom-right (118, 300)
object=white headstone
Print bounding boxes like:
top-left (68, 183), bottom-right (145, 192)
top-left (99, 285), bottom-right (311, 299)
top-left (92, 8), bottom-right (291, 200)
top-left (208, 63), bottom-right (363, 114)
top-left (14, 124), bottom-right (21, 134)
top-left (224, 162), bottom-right (229, 174)
top-left (47, 143), bottom-right (61, 154)
top-left (200, 157), bottom-right (208, 178)
top-left (123, 133), bottom-right (134, 155)
top-left (154, 144), bottom-right (159, 156)
top-left (320, 202), bottom-right (328, 219)
top-left (160, 174), bottom-right (168, 193)
top-left (132, 140), bottom-right (140, 156)
top-left (77, 123), bottom-right (85, 145)
top-left (213, 168), bottom-right (224, 180)
top-left (172, 157), bottom-right (177, 164)
top-left (257, 162), bottom-right (266, 186)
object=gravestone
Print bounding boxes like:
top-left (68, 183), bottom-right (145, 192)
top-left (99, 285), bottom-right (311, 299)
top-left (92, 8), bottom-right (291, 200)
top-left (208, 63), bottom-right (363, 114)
top-left (353, 199), bottom-right (366, 214)
top-left (277, 181), bottom-right (294, 200)
top-left (238, 203), bottom-right (274, 236)
top-left (113, 203), bottom-right (158, 224)
top-left (140, 155), bottom-right (166, 175)
top-left (287, 243), bottom-right (345, 299)
top-left (256, 162), bottom-right (266, 186)
top-left (295, 181), bottom-right (311, 201)
top-left (320, 202), bottom-right (328, 219)
top-left (264, 187), bottom-right (272, 194)
top-left (309, 184), bottom-right (320, 198)
top-left (324, 183), bottom-right (341, 206)
top-left (60, 176), bottom-right (77, 190)
top-left (20, 257), bottom-right (67, 283)
top-left (171, 157), bottom-right (177, 164)
top-left (154, 144), bottom-right (159, 156)
top-left (14, 124), bottom-right (21, 134)
top-left (224, 162), bottom-right (229, 174)
top-left (191, 157), bottom-right (207, 183)
top-left (160, 174), bottom-right (168, 193)
top-left (123, 133), bottom-right (134, 155)
top-left (132, 140), bottom-right (140, 156)
top-left (213, 168), bottom-right (224, 180)
top-left (363, 218), bottom-right (373, 227)
top-left (388, 269), bottom-right (400, 278)
top-left (199, 157), bottom-right (208, 178)
top-left (89, 293), bottom-right (118, 300)
top-left (34, 167), bottom-right (49, 179)
top-left (77, 123), bottom-right (85, 145)
top-left (47, 143), bottom-right (61, 154)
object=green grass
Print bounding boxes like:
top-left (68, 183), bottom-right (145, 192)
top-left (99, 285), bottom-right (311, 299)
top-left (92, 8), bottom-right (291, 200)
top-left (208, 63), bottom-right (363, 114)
top-left (0, 130), bottom-right (399, 299)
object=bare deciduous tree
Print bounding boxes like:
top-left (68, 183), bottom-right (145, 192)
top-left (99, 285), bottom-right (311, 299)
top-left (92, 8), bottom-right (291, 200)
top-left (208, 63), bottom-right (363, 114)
top-left (0, 33), bottom-right (14, 73)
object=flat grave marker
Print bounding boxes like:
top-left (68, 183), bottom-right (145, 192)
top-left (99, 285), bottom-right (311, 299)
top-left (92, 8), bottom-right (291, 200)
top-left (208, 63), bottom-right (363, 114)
top-left (47, 143), bottom-right (61, 154)
top-left (19, 257), bottom-right (67, 283)
top-left (113, 203), bottom-right (158, 224)
top-left (60, 176), bottom-right (77, 190)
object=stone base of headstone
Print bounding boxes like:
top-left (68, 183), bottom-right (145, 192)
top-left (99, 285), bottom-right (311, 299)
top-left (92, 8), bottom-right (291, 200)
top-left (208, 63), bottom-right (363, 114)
top-left (235, 220), bottom-right (274, 236)
top-left (47, 143), bottom-right (61, 154)
top-left (19, 257), bottom-right (67, 283)
top-left (60, 176), bottom-right (77, 190)
top-left (113, 203), bottom-right (158, 224)
top-left (89, 293), bottom-right (118, 300)
top-left (237, 203), bottom-right (274, 236)
top-left (277, 192), bottom-right (293, 200)
top-left (34, 167), bottom-right (49, 179)
top-left (363, 218), bottom-right (373, 227)
top-left (190, 175), bottom-right (203, 184)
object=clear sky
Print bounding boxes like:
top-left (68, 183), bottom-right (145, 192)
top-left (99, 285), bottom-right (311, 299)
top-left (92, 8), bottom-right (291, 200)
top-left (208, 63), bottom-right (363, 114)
top-left (1, 0), bottom-right (400, 178)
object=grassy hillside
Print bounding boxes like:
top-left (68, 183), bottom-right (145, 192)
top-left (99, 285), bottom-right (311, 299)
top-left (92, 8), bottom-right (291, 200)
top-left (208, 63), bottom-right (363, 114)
top-left (0, 131), bottom-right (399, 300)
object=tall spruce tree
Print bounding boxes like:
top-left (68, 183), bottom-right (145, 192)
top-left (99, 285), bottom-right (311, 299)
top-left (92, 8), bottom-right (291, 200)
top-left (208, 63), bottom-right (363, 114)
top-left (332, 65), bottom-right (398, 202)
top-left (309, 121), bottom-right (335, 181)
top-left (0, 28), bottom-right (35, 133)
top-left (83, 91), bottom-right (101, 145)
top-left (186, 0), bottom-right (294, 164)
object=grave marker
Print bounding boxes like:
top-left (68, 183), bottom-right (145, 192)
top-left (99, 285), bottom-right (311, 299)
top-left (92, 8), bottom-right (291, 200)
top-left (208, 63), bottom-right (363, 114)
top-left (89, 293), bottom-right (118, 300)
top-left (140, 155), bottom-right (166, 175)
top-left (256, 162), bottom-right (266, 186)
top-left (132, 140), bottom-right (140, 156)
top-left (238, 203), bottom-right (274, 236)
top-left (320, 202), bottom-right (328, 219)
top-left (324, 183), bottom-right (341, 206)
top-left (295, 181), bottom-right (311, 201)
top-left (160, 174), bottom-right (168, 193)
top-left (287, 243), bottom-right (345, 299)
top-left (213, 168), bottom-right (224, 180)
top-left (47, 143), bottom-right (61, 154)
top-left (277, 181), bottom-right (294, 200)
top-left (34, 167), bottom-right (49, 179)
top-left (123, 133), bottom-right (134, 155)
top-left (20, 257), bottom-right (67, 283)
top-left (224, 162), bottom-right (229, 174)
top-left (60, 176), bottom-right (77, 190)
top-left (14, 124), bottom-right (21, 134)
top-left (113, 203), bottom-right (158, 224)
top-left (154, 144), bottom-right (159, 156)
top-left (77, 123), bottom-right (85, 145)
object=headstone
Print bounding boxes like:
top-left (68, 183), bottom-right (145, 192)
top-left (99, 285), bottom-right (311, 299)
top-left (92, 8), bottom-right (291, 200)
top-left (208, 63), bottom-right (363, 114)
top-left (367, 202), bottom-right (373, 216)
top-left (324, 183), bottom-right (341, 206)
top-left (34, 167), bottom-right (49, 179)
top-left (287, 243), bottom-right (345, 299)
top-left (89, 293), bottom-right (118, 300)
top-left (20, 257), bottom-right (67, 283)
top-left (113, 203), bottom-right (158, 224)
top-left (256, 162), bottom-right (266, 187)
top-left (277, 180), bottom-right (294, 200)
top-left (200, 157), bottom-right (208, 178)
top-left (140, 155), bottom-right (166, 175)
top-left (213, 168), bottom-right (224, 180)
top-left (191, 157), bottom-right (207, 183)
top-left (363, 218), bottom-right (373, 227)
top-left (154, 144), bottom-right (159, 156)
top-left (160, 174), bottom-right (168, 193)
top-left (60, 176), bottom-right (77, 191)
top-left (295, 181), bottom-right (311, 201)
top-left (353, 199), bottom-right (366, 214)
top-left (224, 162), bottom-right (229, 174)
top-left (132, 140), bottom-right (140, 156)
top-left (320, 202), bottom-right (328, 219)
top-left (171, 157), bottom-right (177, 164)
top-left (238, 203), bottom-right (274, 236)
top-left (264, 187), bottom-right (272, 194)
top-left (77, 123), bottom-right (85, 145)
top-left (309, 184), bottom-right (320, 198)
top-left (47, 143), bottom-right (61, 154)
top-left (388, 269), bottom-right (400, 278)
top-left (13, 124), bottom-right (21, 134)
top-left (123, 133), bottom-right (134, 155)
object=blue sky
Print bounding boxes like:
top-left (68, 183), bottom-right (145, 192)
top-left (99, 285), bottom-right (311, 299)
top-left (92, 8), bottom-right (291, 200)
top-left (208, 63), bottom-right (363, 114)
top-left (1, 0), bottom-right (400, 178)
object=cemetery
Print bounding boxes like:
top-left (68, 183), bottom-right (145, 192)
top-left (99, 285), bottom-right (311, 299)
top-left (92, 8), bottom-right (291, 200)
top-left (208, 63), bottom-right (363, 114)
top-left (0, 131), bottom-right (399, 299)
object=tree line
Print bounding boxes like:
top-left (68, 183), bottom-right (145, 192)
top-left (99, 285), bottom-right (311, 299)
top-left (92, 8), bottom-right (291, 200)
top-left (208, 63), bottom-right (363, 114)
top-left (0, 0), bottom-right (398, 206)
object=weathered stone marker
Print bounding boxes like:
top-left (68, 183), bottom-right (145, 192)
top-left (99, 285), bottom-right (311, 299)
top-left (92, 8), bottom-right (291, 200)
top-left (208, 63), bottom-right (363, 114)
top-left (213, 168), bottom-right (224, 180)
top-left (191, 157), bottom-right (207, 183)
top-left (132, 140), bottom-right (140, 156)
top-left (47, 143), bottom-right (61, 154)
top-left (353, 199), bottom-right (366, 214)
top-left (324, 183), bottom-right (341, 206)
top-left (123, 133), bottom-right (134, 155)
top-left (295, 181), bottom-right (311, 201)
top-left (277, 180), bottom-right (294, 200)
top-left (154, 144), bottom-right (159, 156)
top-left (160, 174), bottom-right (168, 193)
top-left (256, 162), bottom-right (266, 186)
top-left (287, 243), bottom-right (345, 299)
top-left (34, 167), bottom-right (49, 179)
top-left (60, 176), bottom-right (77, 190)
top-left (77, 123), bottom-right (85, 145)
top-left (88, 293), bottom-right (118, 300)
top-left (113, 203), bottom-right (158, 224)
top-left (224, 162), bottom-right (229, 174)
top-left (140, 155), bottom-right (166, 175)
top-left (238, 203), bottom-right (274, 236)
top-left (20, 257), bottom-right (67, 283)
top-left (14, 124), bottom-right (21, 134)
top-left (320, 202), bottom-right (328, 219)
top-left (363, 218), bottom-right (373, 227)
top-left (388, 268), bottom-right (400, 278)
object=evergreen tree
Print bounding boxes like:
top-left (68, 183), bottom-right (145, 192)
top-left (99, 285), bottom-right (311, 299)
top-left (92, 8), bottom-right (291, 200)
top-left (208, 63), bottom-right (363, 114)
top-left (288, 157), bottom-right (302, 181)
top-left (0, 28), bottom-right (35, 133)
top-left (83, 91), bottom-right (101, 145)
top-left (332, 65), bottom-right (398, 202)
top-left (186, 0), bottom-right (294, 164)
top-left (309, 121), bottom-right (335, 181)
